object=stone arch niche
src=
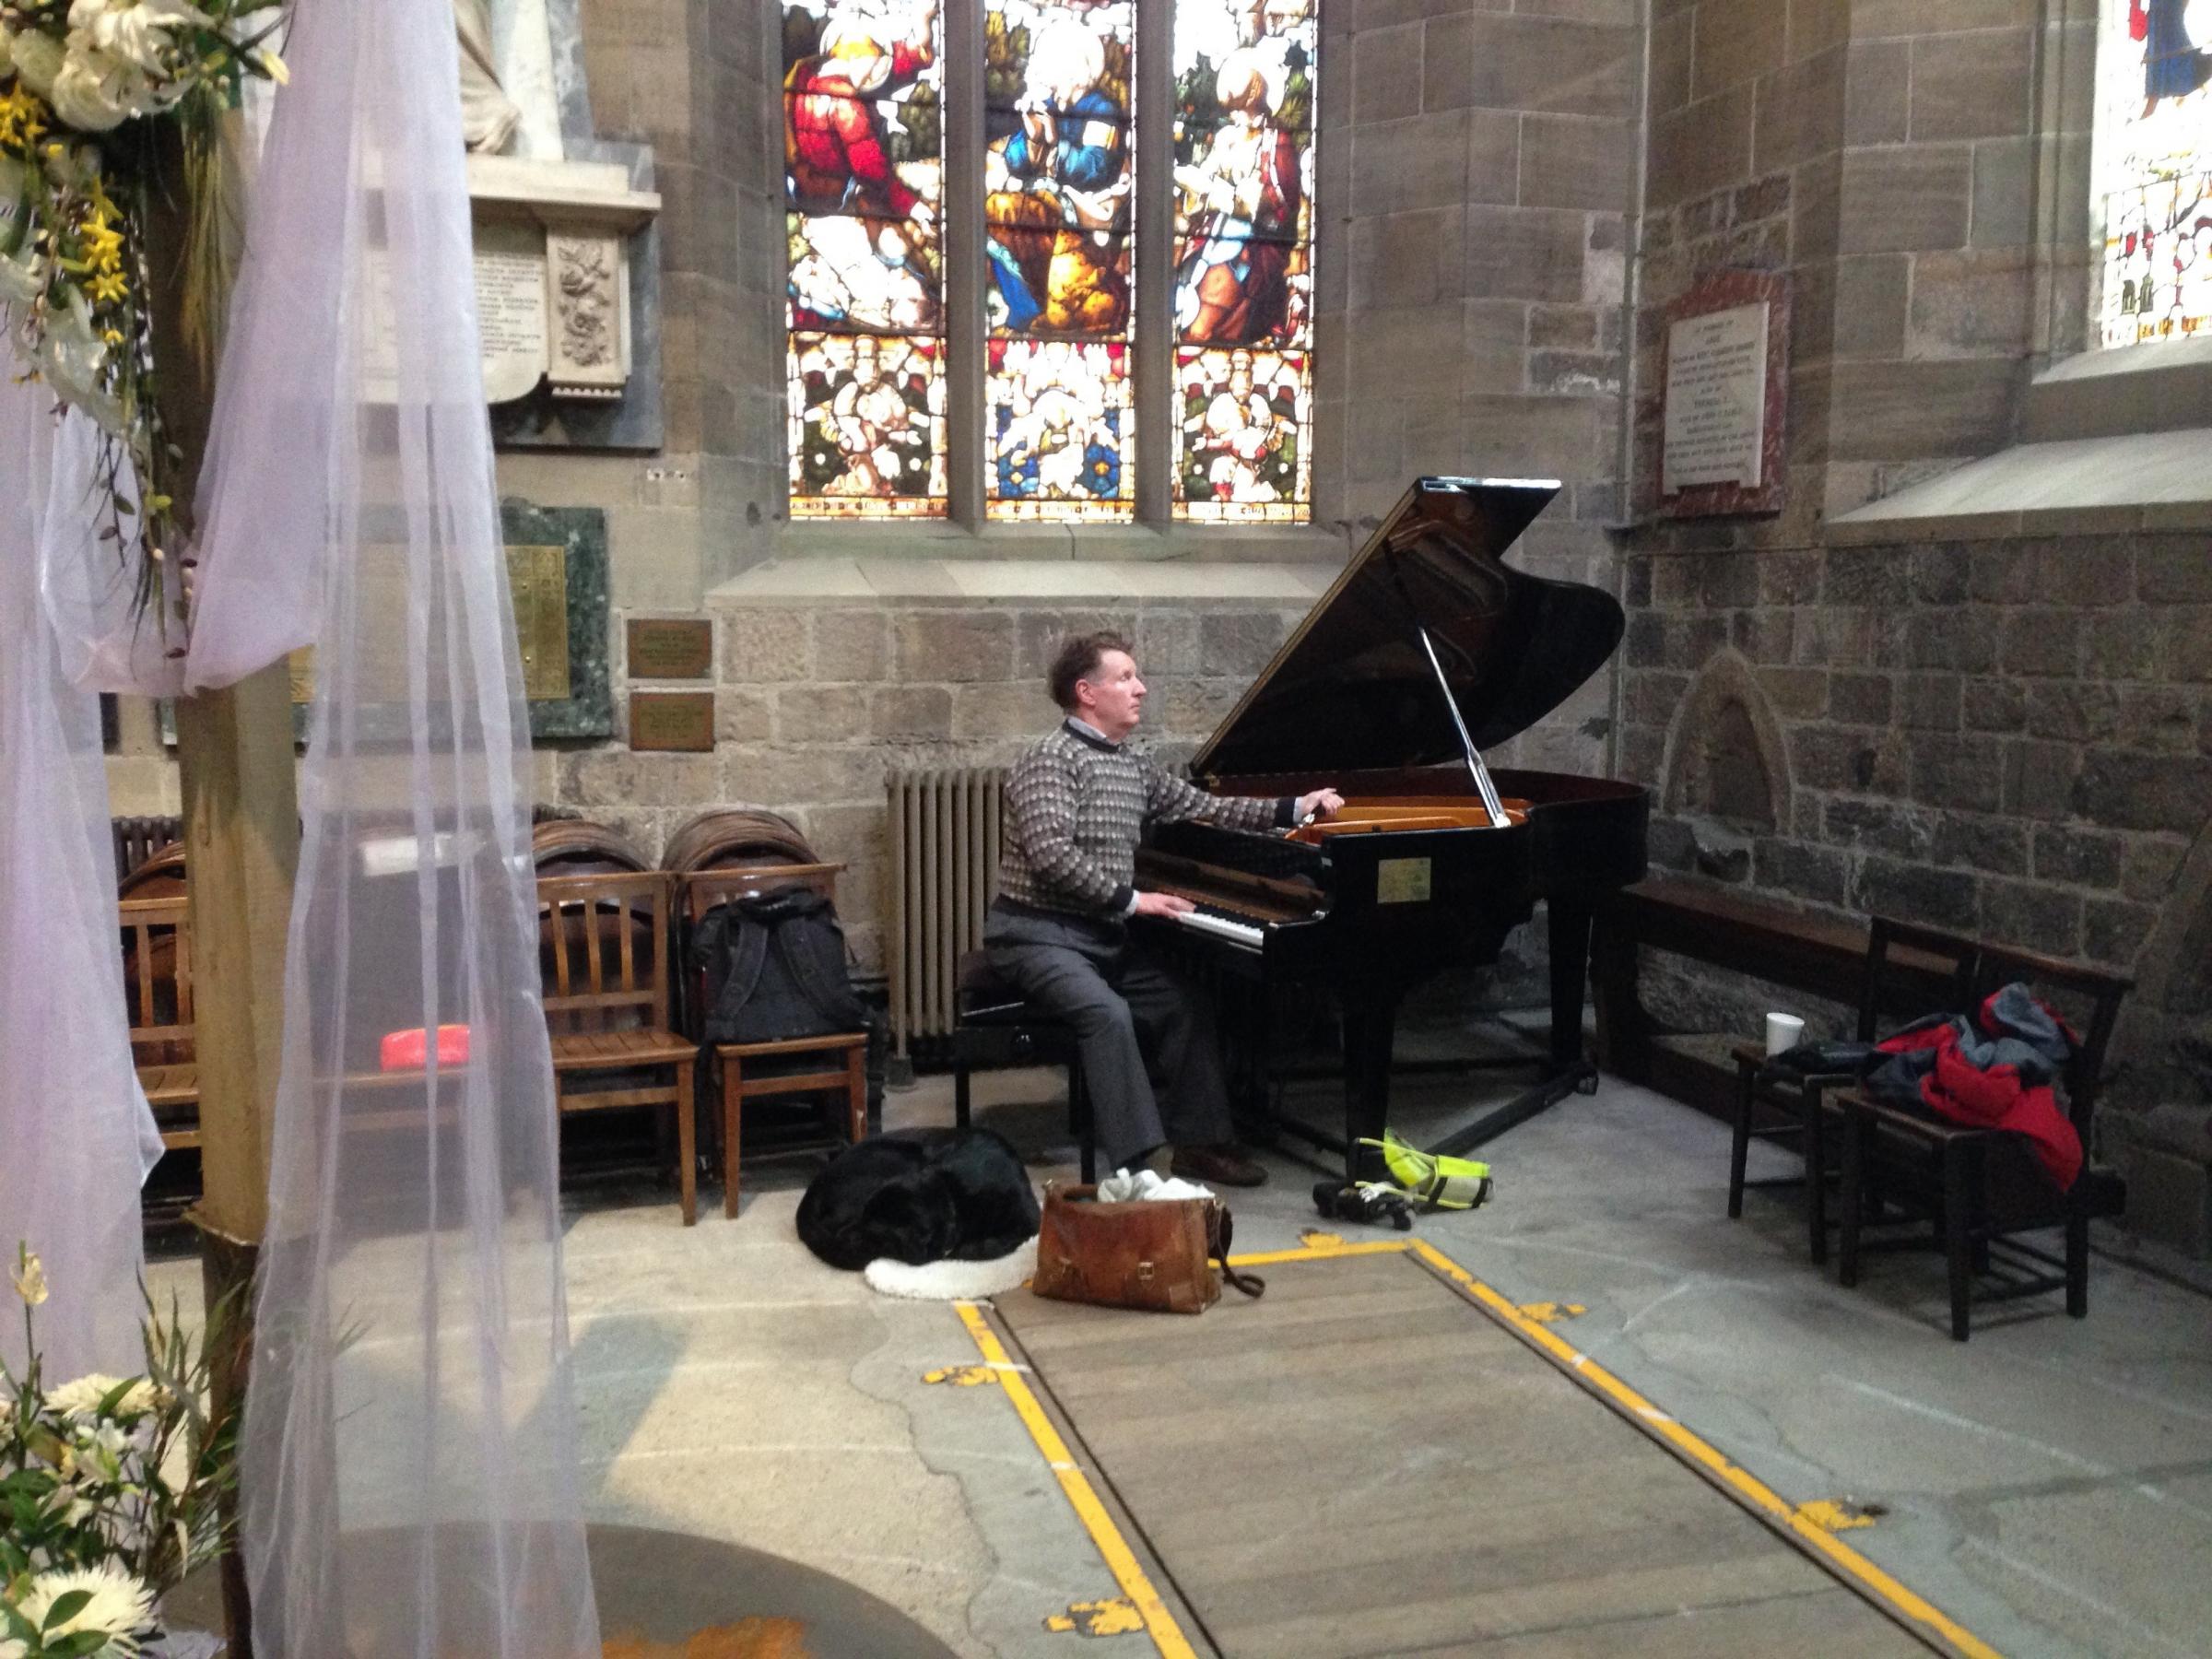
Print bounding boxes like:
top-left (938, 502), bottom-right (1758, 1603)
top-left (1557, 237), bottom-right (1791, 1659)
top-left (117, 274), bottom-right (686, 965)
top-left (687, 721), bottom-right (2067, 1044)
top-left (1654, 650), bottom-right (1792, 879)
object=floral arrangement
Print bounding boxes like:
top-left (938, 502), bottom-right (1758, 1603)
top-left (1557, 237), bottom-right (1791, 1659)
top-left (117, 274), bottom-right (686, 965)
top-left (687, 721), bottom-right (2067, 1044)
top-left (0, 1), bottom-right (286, 632)
top-left (2, 1247), bottom-right (236, 1658)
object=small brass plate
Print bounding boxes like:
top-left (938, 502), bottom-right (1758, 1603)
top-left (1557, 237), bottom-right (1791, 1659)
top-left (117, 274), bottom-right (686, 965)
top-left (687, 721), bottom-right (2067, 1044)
top-left (1376, 857), bottom-right (1432, 905)
top-left (626, 618), bottom-right (714, 680)
top-left (287, 544), bottom-right (571, 705)
top-left (629, 690), bottom-right (716, 752)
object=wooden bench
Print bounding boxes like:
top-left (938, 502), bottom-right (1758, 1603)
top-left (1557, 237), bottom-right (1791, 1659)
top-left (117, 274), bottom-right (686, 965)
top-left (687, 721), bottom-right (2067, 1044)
top-left (1590, 876), bottom-right (1971, 1120)
top-left (121, 895), bottom-right (198, 1152)
top-left (537, 873), bottom-right (700, 1225)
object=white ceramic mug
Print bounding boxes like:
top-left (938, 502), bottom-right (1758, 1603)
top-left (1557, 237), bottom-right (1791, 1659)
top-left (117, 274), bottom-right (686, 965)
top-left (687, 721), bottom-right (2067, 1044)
top-left (1765, 1012), bottom-right (1806, 1056)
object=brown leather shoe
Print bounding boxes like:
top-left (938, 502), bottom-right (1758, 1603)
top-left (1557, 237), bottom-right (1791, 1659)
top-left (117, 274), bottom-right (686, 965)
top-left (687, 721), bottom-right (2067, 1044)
top-left (1170, 1144), bottom-right (1269, 1188)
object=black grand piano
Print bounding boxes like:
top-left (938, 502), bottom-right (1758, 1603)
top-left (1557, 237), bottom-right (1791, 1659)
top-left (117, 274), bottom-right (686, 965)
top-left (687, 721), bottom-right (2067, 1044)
top-left (1132, 477), bottom-right (1649, 1182)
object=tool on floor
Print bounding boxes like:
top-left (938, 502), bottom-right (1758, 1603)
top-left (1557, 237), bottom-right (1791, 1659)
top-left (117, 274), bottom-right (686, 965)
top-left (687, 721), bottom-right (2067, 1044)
top-left (1312, 1180), bottom-right (1416, 1230)
top-left (1363, 1133), bottom-right (1494, 1211)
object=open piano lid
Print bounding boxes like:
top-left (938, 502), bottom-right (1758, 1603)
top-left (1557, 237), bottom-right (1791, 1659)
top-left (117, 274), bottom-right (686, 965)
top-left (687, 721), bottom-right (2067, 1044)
top-left (1190, 477), bottom-right (1626, 782)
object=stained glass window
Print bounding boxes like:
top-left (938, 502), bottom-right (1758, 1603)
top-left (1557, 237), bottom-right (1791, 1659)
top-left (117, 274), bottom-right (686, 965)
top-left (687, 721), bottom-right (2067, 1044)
top-left (983, 0), bottom-right (1136, 521)
top-left (2095, 0), bottom-right (2212, 347)
top-left (780, 0), bottom-right (1320, 526)
top-left (1171, 0), bottom-right (1315, 522)
top-left (784, 0), bottom-right (947, 516)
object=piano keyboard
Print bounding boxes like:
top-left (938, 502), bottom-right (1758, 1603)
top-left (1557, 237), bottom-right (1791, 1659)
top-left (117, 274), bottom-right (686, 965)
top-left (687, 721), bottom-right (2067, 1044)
top-left (1172, 905), bottom-right (1265, 951)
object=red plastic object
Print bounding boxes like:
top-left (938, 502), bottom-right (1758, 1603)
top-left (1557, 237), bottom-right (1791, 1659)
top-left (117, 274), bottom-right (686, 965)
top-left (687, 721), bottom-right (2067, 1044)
top-left (380, 1024), bottom-right (472, 1071)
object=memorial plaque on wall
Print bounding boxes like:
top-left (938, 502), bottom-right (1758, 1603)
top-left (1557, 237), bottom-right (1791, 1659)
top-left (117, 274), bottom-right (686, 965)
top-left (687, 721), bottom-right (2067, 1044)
top-left (629, 691), bottom-right (715, 752)
top-left (626, 618), bottom-right (713, 680)
top-left (1659, 271), bottom-right (1789, 519)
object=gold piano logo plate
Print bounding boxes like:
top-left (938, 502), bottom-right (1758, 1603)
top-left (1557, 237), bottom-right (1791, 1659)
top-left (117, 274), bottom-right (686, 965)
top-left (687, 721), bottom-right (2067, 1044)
top-left (1376, 857), bottom-right (1432, 905)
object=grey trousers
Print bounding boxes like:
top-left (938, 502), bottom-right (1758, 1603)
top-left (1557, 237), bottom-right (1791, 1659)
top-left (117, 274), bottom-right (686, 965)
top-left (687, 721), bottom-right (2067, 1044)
top-left (983, 905), bottom-right (1234, 1170)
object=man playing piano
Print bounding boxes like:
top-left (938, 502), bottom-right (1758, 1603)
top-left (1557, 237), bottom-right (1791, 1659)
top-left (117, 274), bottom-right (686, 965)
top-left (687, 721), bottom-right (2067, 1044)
top-left (983, 631), bottom-right (1342, 1186)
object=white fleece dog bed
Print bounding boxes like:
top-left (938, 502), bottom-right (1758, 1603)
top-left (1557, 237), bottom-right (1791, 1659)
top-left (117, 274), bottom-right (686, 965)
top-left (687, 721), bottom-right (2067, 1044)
top-left (863, 1237), bottom-right (1037, 1300)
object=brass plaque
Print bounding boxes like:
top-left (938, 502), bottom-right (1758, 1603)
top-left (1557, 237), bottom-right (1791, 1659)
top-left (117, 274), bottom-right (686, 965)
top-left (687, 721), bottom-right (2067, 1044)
top-left (1375, 857), bottom-right (1432, 906)
top-left (288, 544), bottom-right (571, 704)
top-left (507, 543), bottom-right (571, 702)
top-left (627, 618), bottom-right (714, 680)
top-left (629, 691), bottom-right (716, 752)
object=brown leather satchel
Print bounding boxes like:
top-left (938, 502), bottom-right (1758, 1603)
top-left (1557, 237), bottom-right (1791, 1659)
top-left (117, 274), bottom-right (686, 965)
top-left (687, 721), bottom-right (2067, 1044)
top-left (1030, 1182), bottom-right (1267, 1314)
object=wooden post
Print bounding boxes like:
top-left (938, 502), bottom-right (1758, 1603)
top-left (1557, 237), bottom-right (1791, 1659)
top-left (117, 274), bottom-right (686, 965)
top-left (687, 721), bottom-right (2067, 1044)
top-left (145, 119), bottom-right (296, 1659)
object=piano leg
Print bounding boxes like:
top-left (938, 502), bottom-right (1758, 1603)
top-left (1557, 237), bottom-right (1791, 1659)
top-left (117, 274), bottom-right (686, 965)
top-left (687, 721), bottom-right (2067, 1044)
top-left (1547, 896), bottom-right (1601, 1093)
top-left (1340, 994), bottom-right (1400, 1184)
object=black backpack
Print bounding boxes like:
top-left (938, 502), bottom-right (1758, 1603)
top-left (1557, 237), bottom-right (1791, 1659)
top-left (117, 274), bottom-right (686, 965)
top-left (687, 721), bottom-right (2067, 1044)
top-left (691, 887), bottom-right (870, 1046)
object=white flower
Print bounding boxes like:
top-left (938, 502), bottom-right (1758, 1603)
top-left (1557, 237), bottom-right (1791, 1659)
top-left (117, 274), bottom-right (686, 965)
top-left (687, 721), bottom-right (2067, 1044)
top-left (43, 1373), bottom-right (159, 1418)
top-left (69, 0), bottom-right (211, 75)
top-left (12, 1562), bottom-right (156, 1653)
top-left (0, 24), bottom-right (15, 80)
top-left (8, 27), bottom-right (65, 97)
top-left (49, 44), bottom-right (162, 132)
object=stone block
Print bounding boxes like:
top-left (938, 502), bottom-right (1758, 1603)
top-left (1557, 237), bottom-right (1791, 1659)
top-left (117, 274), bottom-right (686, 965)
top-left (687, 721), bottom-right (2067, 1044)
top-left (1425, 12), bottom-right (1637, 117)
top-left (775, 684), bottom-right (870, 744)
top-left (2002, 737), bottom-right (2081, 820)
top-left (1907, 249), bottom-right (2036, 358)
top-left (950, 682), bottom-right (1049, 740)
top-left (1909, 28), bottom-right (2034, 142)
top-left (1758, 665), bottom-right (1829, 716)
top-left (1460, 394), bottom-right (1606, 477)
top-left (2071, 752), bottom-right (2212, 835)
top-left (1844, 40), bottom-right (1911, 145)
top-left (1691, 0), bottom-right (1786, 97)
top-left (1700, 550), bottom-right (1762, 607)
top-left (1831, 255), bottom-right (1910, 358)
top-left (2026, 682), bottom-right (2121, 744)
top-left (1828, 359), bottom-right (2018, 462)
top-left (1625, 669), bottom-right (1690, 726)
top-left (1349, 208), bottom-right (1465, 310)
top-left (869, 686), bottom-right (954, 741)
top-left (1839, 147), bottom-right (1973, 253)
top-left (1353, 22), bottom-right (1423, 125)
top-left (2032, 824), bottom-right (2123, 888)
top-left (1014, 610), bottom-right (1134, 679)
top-left (1852, 0), bottom-right (2039, 35)
top-left (1648, 87), bottom-right (1754, 210)
top-left (2171, 606), bottom-right (2212, 683)
top-left (562, 748), bottom-right (719, 808)
top-left (1971, 135), bottom-right (2036, 248)
top-left (2001, 610), bottom-right (2086, 678)
top-left (1519, 113), bottom-right (1633, 211)
top-left (2135, 538), bottom-right (2212, 604)
top-left (2121, 834), bottom-right (2188, 902)
top-left (715, 688), bottom-right (773, 742)
top-left (895, 610), bottom-right (1015, 683)
top-left (1759, 551), bottom-right (1823, 605)
top-left (1650, 7), bottom-right (1692, 114)
top-left (1153, 677), bottom-right (1246, 737)
top-left (1830, 672), bottom-right (1894, 724)
top-left (1853, 855), bottom-right (1978, 931)
top-left (723, 608), bottom-right (814, 683)
top-left (2112, 1141), bottom-right (2212, 1258)
top-left (1910, 544), bottom-right (1972, 605)
top-left (813, 610), bottom-right (891, 682)
top-left (2117, 687), bottom-right (2200, 754)
top-left (1731, 609), bottom-right (1794, 665)
top-left (1933, 813), bottom-right (2029, 876)
top-left (1464, 206), bottom-right (1589, 302)
top-left (723, 744), bottom-right (884, 809)
top-left (1350, 112), bottom-right (1488, 217)
top-left (1198, 611), bottom-right (1292, 677)
top-left (1827, 797), bottom-right (1936, 857)
top-left (1909, 733), bottom-right (2004, 813)
top-left (1752, 51), bottom-right (1845, 173)
top-left (1796, 606), bottom-right (1883, 669)
top-left (1825, 547), bottom-right (1911, 606)
top-left (1754, 839), bottom-right (1849, 907)
top-left (1979, 877), bottom-right (2083, 956)
top-left (1791, 724), bottom-right (1898, 793)
top-left (2080, 612), bottom-right (2162, 681)
top-left (1789, 0), bottom-right (1852, 57)
top-left (1899, 673), bottom-right (1963, 732)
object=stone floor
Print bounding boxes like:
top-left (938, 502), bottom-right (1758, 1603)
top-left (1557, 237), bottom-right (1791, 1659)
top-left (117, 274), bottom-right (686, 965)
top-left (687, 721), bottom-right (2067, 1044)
top-left (147, 1055), bottom-right (2212, 1658)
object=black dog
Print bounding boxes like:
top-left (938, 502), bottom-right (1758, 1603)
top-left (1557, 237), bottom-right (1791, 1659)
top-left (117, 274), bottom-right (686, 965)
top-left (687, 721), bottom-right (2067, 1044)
top-left (796, 1128), bottom-right (1041, 1271)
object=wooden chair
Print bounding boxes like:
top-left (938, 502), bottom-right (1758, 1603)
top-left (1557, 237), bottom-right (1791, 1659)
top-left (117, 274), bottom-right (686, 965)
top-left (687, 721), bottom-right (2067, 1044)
top-left (681, 865), bottom-right (869, 1219)
top-left (537, 873), bottom-right (700, 1225)
top-left (1837, 933), bottom-right (2133, 1340)
top-left (120, 896), bottom-right (198, 1152)
top-left (1726, 915), bottom-right (1978, 1263)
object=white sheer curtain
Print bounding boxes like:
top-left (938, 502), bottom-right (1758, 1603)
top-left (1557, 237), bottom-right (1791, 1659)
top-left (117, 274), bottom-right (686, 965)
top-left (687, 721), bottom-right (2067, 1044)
top-left (0, 384), bottom-right (162, 1382)
top-left (184, 0), bottom-right (604, 1651)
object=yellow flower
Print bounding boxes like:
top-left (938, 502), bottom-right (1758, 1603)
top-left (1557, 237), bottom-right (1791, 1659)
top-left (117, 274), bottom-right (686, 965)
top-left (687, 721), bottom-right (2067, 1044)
top-left (92, 268), bottom-right (127, 304)
top-left (11, 1245), bottom-right (47, 1307)
top-left (259, 47), bottom-right (288, 85)
top-left (0, 84), bottom-right (50, 150)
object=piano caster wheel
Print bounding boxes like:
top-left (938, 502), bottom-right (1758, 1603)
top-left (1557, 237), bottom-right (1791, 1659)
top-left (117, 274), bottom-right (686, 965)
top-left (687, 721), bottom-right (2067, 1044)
top-left (1572, 1065), bottom-right (1600, 1097)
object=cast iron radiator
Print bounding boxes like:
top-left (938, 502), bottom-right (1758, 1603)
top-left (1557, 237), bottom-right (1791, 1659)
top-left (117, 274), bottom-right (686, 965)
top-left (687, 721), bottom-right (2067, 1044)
top-left (886, 766), bottom-right (1006, 1056)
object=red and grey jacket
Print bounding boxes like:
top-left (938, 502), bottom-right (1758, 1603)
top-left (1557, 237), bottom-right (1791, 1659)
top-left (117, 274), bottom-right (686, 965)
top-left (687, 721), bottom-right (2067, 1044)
top-left (1870, 983), bottom-right (2084, 1190)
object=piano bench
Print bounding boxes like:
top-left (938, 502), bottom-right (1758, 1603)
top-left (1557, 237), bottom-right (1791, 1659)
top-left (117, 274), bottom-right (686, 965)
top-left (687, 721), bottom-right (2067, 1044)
top-left (951, 951), bottom-right (1096, 1182)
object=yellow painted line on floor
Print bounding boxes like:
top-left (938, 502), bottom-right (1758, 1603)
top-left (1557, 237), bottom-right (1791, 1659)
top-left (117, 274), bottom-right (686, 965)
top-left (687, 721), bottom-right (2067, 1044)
top-left (955, 1300), bottom-right (1196, 1658)
top-left (1225, 1237), bottom-right (1414, 1267)
top-left (1406, 1238), bottom-right (2005, 1659)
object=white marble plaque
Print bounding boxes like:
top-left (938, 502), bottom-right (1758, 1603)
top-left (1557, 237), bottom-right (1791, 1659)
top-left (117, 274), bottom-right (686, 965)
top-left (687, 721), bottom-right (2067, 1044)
top-left (1663, 302), bottom-right (1770, 493)
top-left (474, 220), bottom-right (550, 404)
